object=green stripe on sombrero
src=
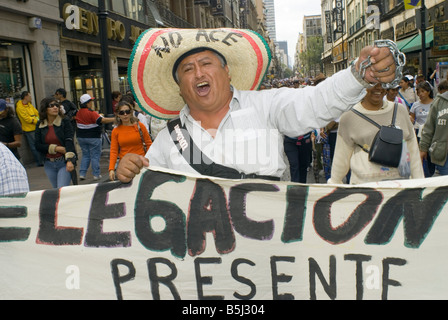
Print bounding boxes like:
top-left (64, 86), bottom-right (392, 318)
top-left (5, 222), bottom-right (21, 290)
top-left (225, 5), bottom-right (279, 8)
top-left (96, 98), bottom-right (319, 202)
top-left (128, 28), bottom-right (173, 120)
top-left (246, 29), bottom-right (272, 90)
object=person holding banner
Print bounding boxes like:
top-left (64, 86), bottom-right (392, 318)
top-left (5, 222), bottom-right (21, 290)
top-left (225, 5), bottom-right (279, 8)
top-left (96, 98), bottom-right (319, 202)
top-left (35, 97), bottom-right (77, 189)
top-left (116, 28), bottom-right (400, 183)
top-left (328, 83), bottom-right (424, 184)
top-left (0, 142), bottom-right (29, 196)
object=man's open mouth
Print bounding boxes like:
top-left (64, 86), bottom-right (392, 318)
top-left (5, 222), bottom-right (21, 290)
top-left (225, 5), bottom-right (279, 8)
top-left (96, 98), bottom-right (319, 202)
top-left (196, 81), bottom-right (210, 96)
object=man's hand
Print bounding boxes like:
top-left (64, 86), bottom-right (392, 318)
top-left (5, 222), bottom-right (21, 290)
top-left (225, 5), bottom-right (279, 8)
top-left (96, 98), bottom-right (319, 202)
top-left (356, 45), bottom-right (397, 85)
top-left (420, 151), bottom-right (428, 163)
top-left (66, 161), bottom-right (75, 173)
top-left (116, 153), bottom-right (149, 183)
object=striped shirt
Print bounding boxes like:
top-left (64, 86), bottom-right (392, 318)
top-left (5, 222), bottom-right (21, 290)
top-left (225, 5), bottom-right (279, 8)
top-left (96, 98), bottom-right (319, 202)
top-left (75, 108), bottom-right (103, 139)
top-left (0, 143), bottom-right (29, 196)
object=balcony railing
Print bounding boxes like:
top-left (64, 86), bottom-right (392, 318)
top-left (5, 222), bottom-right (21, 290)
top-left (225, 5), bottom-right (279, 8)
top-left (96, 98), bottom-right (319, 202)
top-left (156, 3), bottom-right (195, 28)
top-left (349, 15), bottom-right (365, 36)
top-left (194, 0), bottom-right (211, 5)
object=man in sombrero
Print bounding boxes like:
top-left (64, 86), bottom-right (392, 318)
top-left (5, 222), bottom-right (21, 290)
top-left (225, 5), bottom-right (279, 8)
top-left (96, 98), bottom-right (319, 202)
top-left (116, 28), bottom-right (399, 183)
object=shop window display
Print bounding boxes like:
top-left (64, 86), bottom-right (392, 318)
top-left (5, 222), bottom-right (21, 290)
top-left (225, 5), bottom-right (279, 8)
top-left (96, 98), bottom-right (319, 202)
top-left (0, 42), bottom-right (29, 108)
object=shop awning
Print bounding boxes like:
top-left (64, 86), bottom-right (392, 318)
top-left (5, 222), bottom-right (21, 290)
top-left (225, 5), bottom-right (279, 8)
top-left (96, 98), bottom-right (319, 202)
top-left (401, 29), bottom-right (434, 53)
top-left (396, 35), bottom-right (418, 51)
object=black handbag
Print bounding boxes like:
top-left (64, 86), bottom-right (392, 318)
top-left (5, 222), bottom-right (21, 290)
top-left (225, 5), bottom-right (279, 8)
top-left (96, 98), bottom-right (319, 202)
top-left (352, 102), bottom-right (403, 168)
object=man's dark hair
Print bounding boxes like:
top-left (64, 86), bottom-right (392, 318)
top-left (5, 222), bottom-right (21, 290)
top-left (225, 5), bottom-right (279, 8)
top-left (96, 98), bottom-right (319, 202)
top-left (20, 91), bottom-right (29, 100)
top-left (55, 88), bottom-right (67, 98)
top-left (112, 91), bottom-right (122, 99)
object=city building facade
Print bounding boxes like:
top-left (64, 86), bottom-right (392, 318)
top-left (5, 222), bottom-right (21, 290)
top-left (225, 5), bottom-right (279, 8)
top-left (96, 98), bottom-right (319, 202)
top-left (316, 0), bottom-right (448, 79)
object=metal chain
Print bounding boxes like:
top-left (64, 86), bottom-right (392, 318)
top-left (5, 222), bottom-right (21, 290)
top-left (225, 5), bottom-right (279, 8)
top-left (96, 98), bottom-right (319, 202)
top-left (358, 39), bottom-right (407, 89)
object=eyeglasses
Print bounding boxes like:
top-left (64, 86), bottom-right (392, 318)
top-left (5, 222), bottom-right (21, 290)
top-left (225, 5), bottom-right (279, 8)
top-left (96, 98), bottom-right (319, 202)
top-left (118, 109), bottom-right (131, 116)
top-left (48, 103), bottom-right (60, 108)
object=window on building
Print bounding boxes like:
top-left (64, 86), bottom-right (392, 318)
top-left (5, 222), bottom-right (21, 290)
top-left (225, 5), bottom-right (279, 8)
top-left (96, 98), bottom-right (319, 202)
top-left (111, 0), bottom-right (126, 15)
top-left (126, 0), bottom-right (145, 22)
top-left (107, 0), bottom-right (145, 23)
top-left (0, 42), bottom-right (29, 105)
top-left (83, 0), bottom-right (98, 6)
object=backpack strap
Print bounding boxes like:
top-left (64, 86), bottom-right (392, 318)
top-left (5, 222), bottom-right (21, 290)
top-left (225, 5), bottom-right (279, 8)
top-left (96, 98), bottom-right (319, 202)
top-left (351, 101), bottom-right (399, 128)
top-left (398, 91), bottom-right (411, 109)
top-left (351, 109), bottom-right (381, 129)
top-left (391, 101), bottom-right (398, 126)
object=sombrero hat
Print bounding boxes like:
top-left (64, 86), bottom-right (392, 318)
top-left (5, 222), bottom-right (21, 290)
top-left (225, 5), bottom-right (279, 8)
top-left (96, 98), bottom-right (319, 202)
top-left (128, 28), bottom-right (272, 120)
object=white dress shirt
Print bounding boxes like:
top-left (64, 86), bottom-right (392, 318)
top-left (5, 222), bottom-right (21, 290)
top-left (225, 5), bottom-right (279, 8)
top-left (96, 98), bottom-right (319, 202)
top-left (147, 67), bottom-right (367, 178)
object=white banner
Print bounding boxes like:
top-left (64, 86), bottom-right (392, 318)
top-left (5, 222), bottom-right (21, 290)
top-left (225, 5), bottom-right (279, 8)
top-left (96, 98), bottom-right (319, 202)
top-left (1, 167), bottom-right (448, 300)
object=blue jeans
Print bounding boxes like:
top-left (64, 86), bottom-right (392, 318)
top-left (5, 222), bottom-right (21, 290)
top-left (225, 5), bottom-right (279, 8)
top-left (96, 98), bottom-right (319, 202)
top-left (284, 134), bottom-right (312, 183)
top-left (436, 158), bottom-right (448, 176)
top-left (77, 137), bottom-right (102, 177)
top-left (24, 130), bottom-right (43, 166)
top-left (44, 159), bottom-right (72, 188)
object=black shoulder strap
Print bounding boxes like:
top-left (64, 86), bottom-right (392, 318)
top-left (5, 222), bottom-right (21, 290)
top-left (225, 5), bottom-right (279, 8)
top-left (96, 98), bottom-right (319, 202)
top-left (167, 118), bottom-right (280, 181)
top-left (351, 101), bottom-right (399, 128)
top-left (351, 109), bottom-right (381, 129)
top-left (391, 101), bottom-right (398, 126)
top-left (167, 118), bottom-right (241, 179)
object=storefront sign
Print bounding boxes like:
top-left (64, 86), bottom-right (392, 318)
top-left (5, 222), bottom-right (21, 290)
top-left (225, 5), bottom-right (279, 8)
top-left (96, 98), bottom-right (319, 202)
top-left (332, 41), bottom-right (347, 63)
top-left (334, 0), bottom-right (344, 33)
top-left (381, 27), bottom-right (395, 41)
top-left (60, 1), bottom-right (147, 48)
top-left (325, 11), bottom-right (332, 43)
top-left (434, 22), bottom-right (448, 51)
top-left (427, 1), bottom-right (447, 27)
top-left (396, 17), bottom-right (417, 40)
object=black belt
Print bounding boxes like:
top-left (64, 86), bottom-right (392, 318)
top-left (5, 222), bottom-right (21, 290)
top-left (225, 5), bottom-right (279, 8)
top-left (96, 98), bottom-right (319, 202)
top-left (46, 156), bottom-right (65, 162)
top-left (240, 173), bottom-right (280, 181)
top-left (285, 133), bottom-right (311, 141)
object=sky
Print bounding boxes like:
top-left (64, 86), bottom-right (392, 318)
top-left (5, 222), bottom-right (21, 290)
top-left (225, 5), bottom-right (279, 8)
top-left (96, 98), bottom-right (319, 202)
top-left (274, 0), bottom-right (322, 64)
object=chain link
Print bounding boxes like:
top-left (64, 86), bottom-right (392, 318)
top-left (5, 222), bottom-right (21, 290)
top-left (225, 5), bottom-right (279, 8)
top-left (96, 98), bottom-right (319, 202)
top-left (358, 39), bottom-right (406, 89)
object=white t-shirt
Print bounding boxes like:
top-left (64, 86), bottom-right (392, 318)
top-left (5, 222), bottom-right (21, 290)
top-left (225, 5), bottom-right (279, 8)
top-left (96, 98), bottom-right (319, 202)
top-left (410, 101), bottom-right (432, 126)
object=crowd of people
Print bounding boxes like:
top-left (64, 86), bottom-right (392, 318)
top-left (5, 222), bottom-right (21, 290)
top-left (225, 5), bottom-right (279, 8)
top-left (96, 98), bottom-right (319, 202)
top-left (0, 88), bottom-right (168, 195)
top-left (1, 27), bottom-right (447, 196)
top-left (1, 76), bottom-right (447, 196)
top-left (264, 74), bottom-right (448, 185)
